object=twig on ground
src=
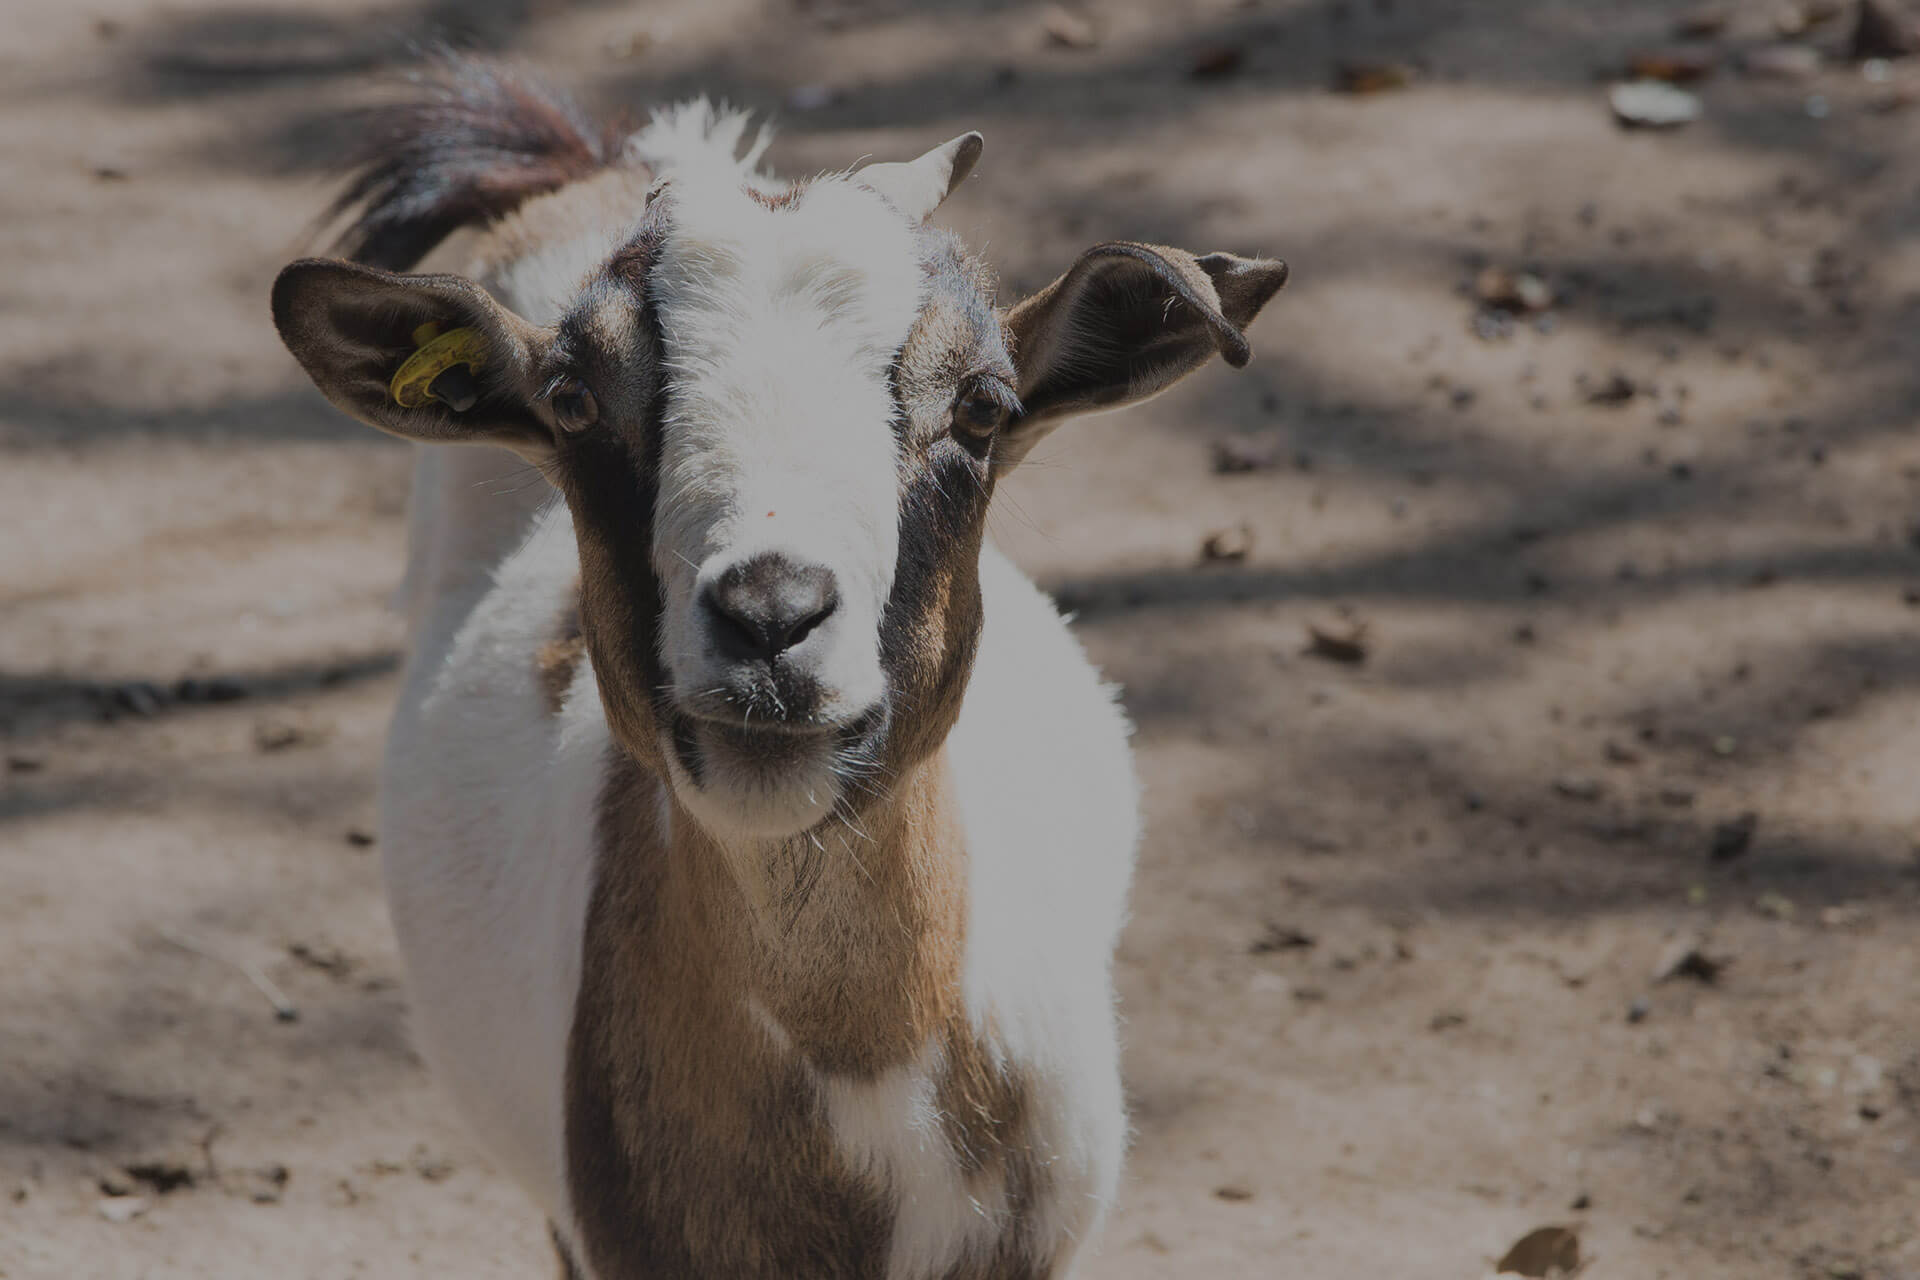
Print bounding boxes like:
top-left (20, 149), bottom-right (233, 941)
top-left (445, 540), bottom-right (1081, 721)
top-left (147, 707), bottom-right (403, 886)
top-left (154, 928), bottom-right (300, 1022)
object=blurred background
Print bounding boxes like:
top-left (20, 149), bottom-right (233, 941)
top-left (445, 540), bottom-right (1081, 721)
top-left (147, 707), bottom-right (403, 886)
top-left (5, 1), bottom-right (1920, 1276)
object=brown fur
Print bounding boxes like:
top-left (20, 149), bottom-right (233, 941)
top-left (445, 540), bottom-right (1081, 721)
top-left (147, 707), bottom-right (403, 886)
top-left (746, 183), bottom-right (807, 211)
top-left (564, 753), bottom-right (967, 1277)
top-left (553, 225), bottom-right (1051, 1268)
top-left (324, 56), bottom-right (619, 272)
top-left (535, 588), bottom-right (586, 715)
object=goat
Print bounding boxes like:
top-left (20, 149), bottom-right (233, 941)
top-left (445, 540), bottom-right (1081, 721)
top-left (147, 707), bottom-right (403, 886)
top-left (271, 59), bottom-right (1287, 1280)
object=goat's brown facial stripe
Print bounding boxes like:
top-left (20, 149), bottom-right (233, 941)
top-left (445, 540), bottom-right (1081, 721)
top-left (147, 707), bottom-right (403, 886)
top-left (547, 249), bottom-right (673, 768)
top-left (873, 232), bottom-right (1010, 770)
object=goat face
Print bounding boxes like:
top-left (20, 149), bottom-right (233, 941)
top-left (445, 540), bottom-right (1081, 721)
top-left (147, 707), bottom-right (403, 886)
top-left (271, 132), bottom-right (1288, 843)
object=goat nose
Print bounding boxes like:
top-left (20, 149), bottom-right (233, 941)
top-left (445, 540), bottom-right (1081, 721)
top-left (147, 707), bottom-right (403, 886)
top-left (702, 554), bottom-right (840, 663)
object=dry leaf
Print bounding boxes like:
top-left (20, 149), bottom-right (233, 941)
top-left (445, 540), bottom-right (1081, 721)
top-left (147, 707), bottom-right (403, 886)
top-left (1495, 1223), bottom-right (1581, 1277)
top-left (1674, 4), bottom-right (1731, 37)
top-left (1852, 0), bottom-right (1917, 59)
top-left (1189, 45), bottom-right (1245, 79)
top-left (1652, 935), bottom-right (1729, 984)
top-left (1334, 60), bottom-right (1415, 93)
top-left (1627, 45), bottom-right (1721, 82)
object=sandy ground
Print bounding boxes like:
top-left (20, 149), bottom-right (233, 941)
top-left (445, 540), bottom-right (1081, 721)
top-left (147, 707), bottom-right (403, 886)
top-left (5, 0), bottom-right (1920, 1276)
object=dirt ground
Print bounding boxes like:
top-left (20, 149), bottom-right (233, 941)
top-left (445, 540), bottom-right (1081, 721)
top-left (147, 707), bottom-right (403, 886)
top-left (5, 0), bottom-right (1920, 1276)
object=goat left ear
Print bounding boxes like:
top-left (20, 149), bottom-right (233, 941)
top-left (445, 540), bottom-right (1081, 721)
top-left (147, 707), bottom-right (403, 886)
top-left (272, 257), bottom-right (555, 458)
top-left (997, 242), bottom-right (1288, 470)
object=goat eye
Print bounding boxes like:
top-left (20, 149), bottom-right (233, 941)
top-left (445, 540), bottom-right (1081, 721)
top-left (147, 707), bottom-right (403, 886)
top-left (951, 387), bottom-right (1008, 439)
top-left (550, 380), bottom-right (599, 432)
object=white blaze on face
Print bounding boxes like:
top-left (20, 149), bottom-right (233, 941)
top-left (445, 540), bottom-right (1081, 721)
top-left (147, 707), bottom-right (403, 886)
top-left (648, 169), bottom-right (921, 758)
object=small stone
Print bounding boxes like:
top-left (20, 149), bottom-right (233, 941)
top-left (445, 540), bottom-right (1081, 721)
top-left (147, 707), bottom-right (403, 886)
top-left (410, 1148), bottom-right (454, 1183)
top-left (1709, 812), bottom-right (1758, 862)
top-left (1041, 5), bottom-right (1098, 49)
top-left (344, 828), bottom-right (376, 848)
top-left (1303, 619), bottom-right (1369, 665)
top-left (1213, 1183), bottom-right (1255, 1202)
top-left (1211, 437), bottom-right (1284, 473)
top-left (1475, 267), bottom-right (1555, 313)
top-left (236, 1163), bottom-right (289, 1204)
top-left (1610, 79), bottom-right (1702, 128)
top-left (98, 1195), bottom-right (149, 1223)
top-left (1581, 369), bottom-right (1640, 405)
top-left (1627, 997), bottom-right (1651, 1023)
top-left (123, 1160), bottom-right (195, 1194)
top-left (1819, 904), bottom-right (1864, 928)
top-left (1742, 42), bottom-right (1824, 79)
top-left (1200, 523), bottom-right (1255, 564)
top-left (253, 720), bottom-right (309, 752)
top-left (1249, 923), bottom-right (1315, 954)
top-left (174, 676), bottom-right (249, 703)
top-left (1554, 775), bottom-right (1604, 802)
top-left (110, 682), bottom-right (166, 718)
top-left (785, 83), bottom-right (840, 111)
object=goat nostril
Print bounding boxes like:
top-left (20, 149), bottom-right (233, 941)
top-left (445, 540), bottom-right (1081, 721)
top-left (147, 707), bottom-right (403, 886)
top-left (783, 595), bottom-right (838, 650)
top-left (704, 594), bottom-right (770, 660)
top-left (702, 557), bottom-right (839, 663)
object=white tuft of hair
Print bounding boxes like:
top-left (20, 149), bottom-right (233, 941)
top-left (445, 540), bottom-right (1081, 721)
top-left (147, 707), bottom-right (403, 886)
top-left (623, 99), bottom-right (779, 193)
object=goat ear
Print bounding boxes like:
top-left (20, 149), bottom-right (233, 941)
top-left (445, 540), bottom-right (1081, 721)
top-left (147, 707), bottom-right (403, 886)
top-left (271, 258), bottom-right (554, 457)
top-left (997, 243), bottom-right (1288, 470)
top-left (855, 132), bottom-right (983, 222)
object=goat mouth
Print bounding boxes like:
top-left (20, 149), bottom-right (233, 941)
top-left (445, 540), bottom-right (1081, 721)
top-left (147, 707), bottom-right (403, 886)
top-left (666, 702), bottom-right (888, 786)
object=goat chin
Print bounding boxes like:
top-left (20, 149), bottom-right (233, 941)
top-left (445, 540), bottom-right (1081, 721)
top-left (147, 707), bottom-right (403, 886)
top-left (665, 743), bottom-right (844, 845)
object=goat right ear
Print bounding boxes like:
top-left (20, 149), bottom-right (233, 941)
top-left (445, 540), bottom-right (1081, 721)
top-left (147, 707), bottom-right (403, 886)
top-left (271, 258), bottom-right (554, 456)
top-left (997, 243), bottom-right (1288, 471)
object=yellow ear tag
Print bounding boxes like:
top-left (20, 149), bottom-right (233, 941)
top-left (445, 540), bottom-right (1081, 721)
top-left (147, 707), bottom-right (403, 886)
top-left (389, 322), bottom-right (490, 410)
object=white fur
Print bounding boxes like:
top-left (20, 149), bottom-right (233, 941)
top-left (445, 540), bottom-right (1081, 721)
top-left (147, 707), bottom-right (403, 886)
top-left (649, 167), bottom-right (924, 838)
top-left (818, 551), bottom-right (1141, 1275)
top-left (375, 105), bottom-right (1139, 1279)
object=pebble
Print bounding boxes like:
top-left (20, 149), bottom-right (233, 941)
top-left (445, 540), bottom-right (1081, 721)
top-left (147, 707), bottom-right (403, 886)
top-left (1742, 43), bottom-right (1823, 80)
top-left (1709, 812), bottom-right (1758, 862)
top-left (97, 1195), bottom-right (149, 1223)
top-left (1611, 80), bottom-right (1702, 128)
top-left (1554, 775), bottom-right (1604, 801)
